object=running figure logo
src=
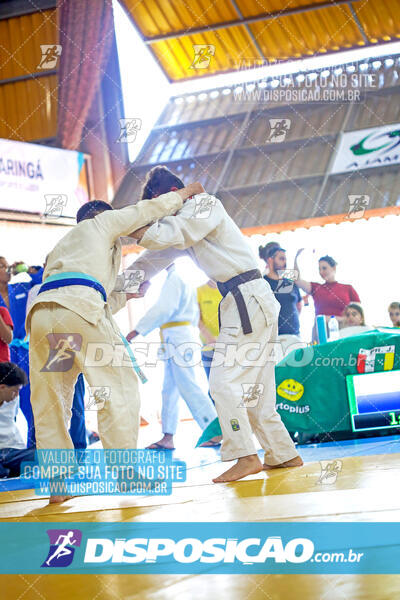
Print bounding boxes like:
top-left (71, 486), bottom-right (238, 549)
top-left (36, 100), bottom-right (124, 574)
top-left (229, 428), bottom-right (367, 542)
top-left (37, 45), bottom-right (62, 70)
top-left (275, 270), bottom-right (298, 294)
top-left (116, 118), bottom-right (142, 143)
top-left (44, 194), bottom-right (67, 218)
top-left (86, 386), bottom-right (110, 411)
top-left (239, 384), bottom-right (264, 408)
top-left (121, 269), bottom-right (145, 293)
top-left (42, 529), bottom-right (82, 568)
top-left (190, 44), bottom-right (215, 69)
top-left (267, 119), bottom-right (291, 143)
top-left (347, 194), bottom-right (370, 220)
top-left (317, 460), bottom-right (342, 484)
top-left (190, 193), bottom-right (216, 219)
top-left (41, 334), bottom-right (82, 372)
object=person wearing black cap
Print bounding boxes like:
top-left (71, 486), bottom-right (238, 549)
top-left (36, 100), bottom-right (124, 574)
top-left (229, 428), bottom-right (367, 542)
top-left (259, 244), bottom-right (302, 354)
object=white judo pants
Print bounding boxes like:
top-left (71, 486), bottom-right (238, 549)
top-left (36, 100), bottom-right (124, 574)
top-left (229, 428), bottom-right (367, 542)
top-left (209, 278), bottom-right (298, 464)
top-left (29, 302), bottom-right (140, 449)
top-left (160, 325), bottom-right (217, 435)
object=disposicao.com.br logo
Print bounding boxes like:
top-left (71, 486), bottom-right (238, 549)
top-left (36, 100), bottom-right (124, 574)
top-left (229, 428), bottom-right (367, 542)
top-left (83, 535), bottom-right (314, 565)
top-left (3, 522), bottom-right (393, 574)
top-left (41, 533), bottom-right (363, 568)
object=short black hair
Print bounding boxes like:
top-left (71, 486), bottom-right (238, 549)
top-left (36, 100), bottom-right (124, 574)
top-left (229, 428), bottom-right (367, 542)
top-left (0, 362), bottom-right (28, 387)
top-left (141, 166), bottom-right (184, 200)
top-left (76, 200), bottom-right (113, 223)
top-left (319, 255), bottom-right (337, 268)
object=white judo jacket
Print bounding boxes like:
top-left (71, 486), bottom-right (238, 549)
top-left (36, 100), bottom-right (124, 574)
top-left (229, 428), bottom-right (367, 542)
top-left (124, 193), bottom-right (279, 329)
top-left (25, 192), bottom-right (183, 331)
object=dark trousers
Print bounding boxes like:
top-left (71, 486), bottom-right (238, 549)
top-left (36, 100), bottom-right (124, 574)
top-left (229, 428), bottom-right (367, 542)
top-left (70, 374), bottom-right (87, 449)
top-left (10, 345), bottom-right (35, 448)
top-left (0, 447), bottom-right (36, 478)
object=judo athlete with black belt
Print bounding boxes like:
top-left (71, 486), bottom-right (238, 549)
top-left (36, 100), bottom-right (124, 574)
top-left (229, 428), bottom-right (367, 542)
top-left (124, 166), bottom-right (303, 483)
top-left (25, 183), bottom-right (202, 502)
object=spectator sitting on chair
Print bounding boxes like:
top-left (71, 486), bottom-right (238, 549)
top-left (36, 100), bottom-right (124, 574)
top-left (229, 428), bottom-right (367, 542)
top-left (343, 303), bottom-right (365, 327)
top-left (0, 362), bottom-right (35, 478)
top-left (388, 302), bottom-right (400, 327)
top-left (339, 303), bottom-right (372, 338)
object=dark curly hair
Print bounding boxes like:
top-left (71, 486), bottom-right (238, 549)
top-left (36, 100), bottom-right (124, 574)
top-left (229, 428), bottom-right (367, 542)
top-left (0, 362), bottom-right (28, 387)
top-left (141, 166), bottom-right (184, 200)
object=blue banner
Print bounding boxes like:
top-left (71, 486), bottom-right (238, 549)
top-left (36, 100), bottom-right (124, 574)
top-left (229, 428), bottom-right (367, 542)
top-left (0, 522), bottom-right (399, 574)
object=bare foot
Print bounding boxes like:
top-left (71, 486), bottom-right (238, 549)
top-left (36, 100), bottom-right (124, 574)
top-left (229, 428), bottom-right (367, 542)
top-left (263, 455), bottom-right (303, 470)
top-left (200, 435), bottom-right (222, 447)
top-left (213, 455), bottom-right (263, 483)
top-left (146, 434), bottom-right (175, 450)
top-left (49, 495), bottom-right (73, 504)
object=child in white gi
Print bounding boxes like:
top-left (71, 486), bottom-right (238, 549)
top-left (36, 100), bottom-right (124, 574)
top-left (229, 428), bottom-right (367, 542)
top-left (124, 167), bottom-right (303, 483)
top-left (26, 184), bottom-right (202, 501)
top-left (127, 264), bottom-right (220, 449)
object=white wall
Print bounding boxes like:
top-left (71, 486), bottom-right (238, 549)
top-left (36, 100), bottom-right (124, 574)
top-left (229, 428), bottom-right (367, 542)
top-left (0, 220), bottom-right (70, 266)
top-left (248, 214), bottom-right (400, 340)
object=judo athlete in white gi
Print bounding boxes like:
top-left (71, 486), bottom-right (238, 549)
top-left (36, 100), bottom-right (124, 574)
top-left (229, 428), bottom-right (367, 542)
top-left (124, 166), bottom-right (303, 483)
top-left (127, 263), bottom-right (219, 450)
top-left (25, 183), bottom-right (202, 502)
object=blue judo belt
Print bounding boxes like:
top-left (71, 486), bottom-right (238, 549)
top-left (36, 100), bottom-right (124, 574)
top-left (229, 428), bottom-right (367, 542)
top-left (38, 271), bottom-right (147, 384)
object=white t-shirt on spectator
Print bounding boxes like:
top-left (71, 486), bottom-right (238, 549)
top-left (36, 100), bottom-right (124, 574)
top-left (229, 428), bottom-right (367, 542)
top-left (0, 398), bottom-right (25, 449)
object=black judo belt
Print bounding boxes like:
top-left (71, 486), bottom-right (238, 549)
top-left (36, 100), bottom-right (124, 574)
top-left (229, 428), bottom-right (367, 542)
top-left (217, 269), bottom-right (262, 335)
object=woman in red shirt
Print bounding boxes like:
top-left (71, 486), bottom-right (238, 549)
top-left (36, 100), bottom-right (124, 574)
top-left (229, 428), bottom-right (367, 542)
top-left (294, 250), bottom-right (360, 322)
top-left (0, 306), bottom-right (13, 362)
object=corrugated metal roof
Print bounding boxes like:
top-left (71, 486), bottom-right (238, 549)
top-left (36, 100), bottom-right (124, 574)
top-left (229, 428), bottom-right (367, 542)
top-left (0, 9), bottom-right (58, 141)
top-left (121, 0), bottom-right (238, 37)
top-left (0, 10), bottom-right (57, 79)
top-left (155, 59), bottom-right (400, 127)
top-left (114, 55), bottom-right (400, 228)
top-left (121, 0), bottom-right (400, 81)
top-left (150, 27), bottom-right (261, 80)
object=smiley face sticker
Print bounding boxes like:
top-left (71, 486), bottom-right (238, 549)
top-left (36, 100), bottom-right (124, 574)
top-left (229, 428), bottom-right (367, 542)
top-left (277, 379), bottom-right (304, 401)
